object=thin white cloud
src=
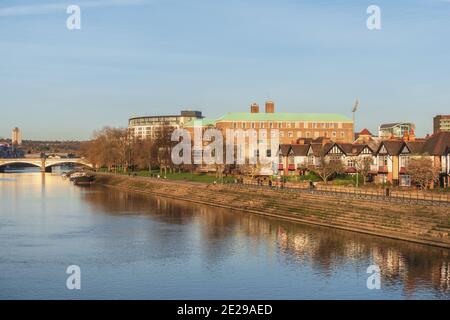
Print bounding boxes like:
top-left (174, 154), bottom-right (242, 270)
top-left (0, 0), bottom-right (148, 17)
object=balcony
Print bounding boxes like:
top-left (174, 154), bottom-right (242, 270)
top-left (378, 166), bottom-right (388, 173)
top-left (288, 164), bottom-right (295, 171)
top-left (278, 164), bottom-right (284, 170)
top-left (345, 166), bottom-right (357, 174)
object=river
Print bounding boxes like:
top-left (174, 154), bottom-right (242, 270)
top-left (0, 172), bottom-right (449, 299)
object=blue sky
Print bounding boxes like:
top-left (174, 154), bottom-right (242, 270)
top-left (1, 0), bottom-right (449, 140)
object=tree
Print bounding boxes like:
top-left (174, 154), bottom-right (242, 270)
top-left (407, 156), bottom-right (440, 189)
top-left (81, 127), bottom-right (128, 171)
top-left (354, 156), bottom-right (373, 186)
top-left (310, 154), bottom-right (344, 184)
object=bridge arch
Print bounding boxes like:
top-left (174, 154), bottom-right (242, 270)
top-left (0, 158), bottom-right (94, 172)
top-left (44, 160), bottom-right (94, 169)
top-left (0, 160), bottom-right (42, 168)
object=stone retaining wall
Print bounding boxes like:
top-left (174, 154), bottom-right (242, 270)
top-left (94, 173), bottom-right (450, 249)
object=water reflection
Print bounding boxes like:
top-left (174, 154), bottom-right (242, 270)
top-left (82, 185), bottom-right (450, 298)
top-left (0, 172), bottom-right (449, 299)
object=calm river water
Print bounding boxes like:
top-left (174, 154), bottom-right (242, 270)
top-left (0, 172), bottom-right (449, 299)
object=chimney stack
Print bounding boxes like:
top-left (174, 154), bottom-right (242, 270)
top-left (265, 100), bottom-right (275, 113)
top-left (250, 103), bottom-right (259, 113)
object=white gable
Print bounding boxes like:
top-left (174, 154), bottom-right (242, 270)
top-left (400, 145), bottom-right (410, 154)
top-left (379, 145), bottom-right (387, 154)
top-left (328, 145), bottom-right (343, 155)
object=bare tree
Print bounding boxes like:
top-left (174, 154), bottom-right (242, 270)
top-left (81, 127), bottom-right (128, 171)
top-left (407, 156), bottom-right (440, 189)
top-left (354, 156), bottom-right (373, 185)
top-left (310, 153), bottom-right (344, 184)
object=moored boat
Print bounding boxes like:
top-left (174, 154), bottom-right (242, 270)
top-left (72, 175), bottom-right (95, 185)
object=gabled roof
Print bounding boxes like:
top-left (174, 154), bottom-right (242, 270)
top-left (375, 140), bottom-right (404, 156)
top-left (310, 143), bottom-right (324, 156)
top-left (291, 144), bottom-right (310, 156)
top-left (322, 142), bottom-right (345, 156)
top-left (278, 144), bottom-right (292, 156)
top-left (422, 132), bottom-right (450, 155)
top-left (359, 128), bottom-right (373, 136)
top-left (404, 141), bottom-right (426, 154)
top-left (350, 144), bottom-right (373, 156)
top-left (339, 143), bottom-right (356, 155)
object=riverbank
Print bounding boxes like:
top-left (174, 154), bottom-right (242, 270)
top-left (94, 173), bottom-right (450, 249)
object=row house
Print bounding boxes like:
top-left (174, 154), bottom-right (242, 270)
top-left (276, 132), bottom-right (450, 187)
top-left (421, 132), bottom-right (450, 187)
top-left (373, 133), bottom-right (450, 187)
top-left (277, 140), bottom-right (374, 176)
top-left (373, 140), bottom-right (425, 186)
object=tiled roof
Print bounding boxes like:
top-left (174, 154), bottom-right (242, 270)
top-left (217, 112), bottom-right (352, 122)
top-left (359, 128), bottom-right (373, 136)
top-left (404, 141), bottom-right (426, 154)
top-left (310, 144), bottom-right (324, 156)
top-left (278, 144), bottom-right (291, 156)
top-left (376, 140), bottom-right (404, 155)
top-left (291, 144), bottom-right (310, 156)
top-left (422, 132), bottom-right (450, 155)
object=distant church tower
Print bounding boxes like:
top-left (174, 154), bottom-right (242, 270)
top-left (12, 127), bottom-right (22, 146)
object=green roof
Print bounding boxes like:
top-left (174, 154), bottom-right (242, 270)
top-left (184, 118), bottom-right (216, 127)
top-left (217, 112), bottom-right (352, 122)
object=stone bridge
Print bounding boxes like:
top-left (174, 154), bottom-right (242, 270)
top-left (0, 158), bottom-right (93, 172)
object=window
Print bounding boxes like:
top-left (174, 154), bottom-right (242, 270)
top-left (266, 149), bottom-right (272, 157)
top-left (288, 131), bottom-right (293, 138)
top-left (400, 175), bottom-right (411, 187)
top-left (378, 156), bottom-right (388, 166)
top-left (242, 122), bottom-right (246, 129)
top-left (379, 174), bottom-right (388, 184)
top-left (400, 156), bottom-right (409, 168)
top-left (270, 123), bottom-right (274, 129)
top-left (233, 122), bottom-right (237, 129)
top-left (314, 131), bottom-right (320, 138)
top-left (340, 132), bottom-right (345, 138)
top-left (286, 122), bottom-right (291, 128)
top-left (251, 122), bottom-right (255, 129)
top-left (347, 159), bottom-right (356, 167)
top-left (332, 131), bottom-right (337, 137)
top-left (312, 123), bottom-right (317, 129)
top-left (306, 132), bottom-right (310, 138)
